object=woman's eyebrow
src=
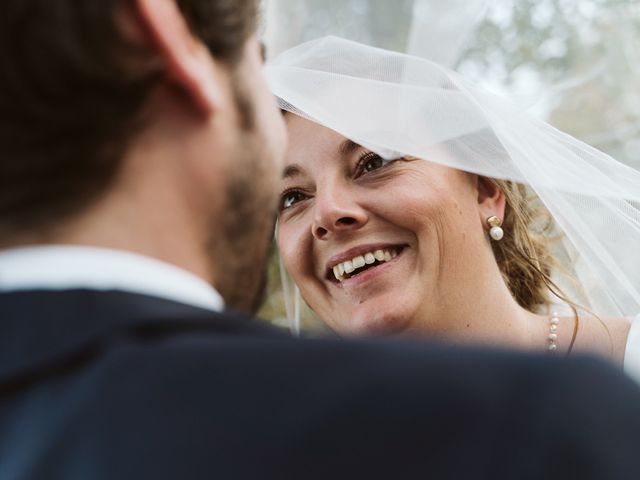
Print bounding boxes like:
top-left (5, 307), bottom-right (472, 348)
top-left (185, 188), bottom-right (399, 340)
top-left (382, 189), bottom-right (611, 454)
top-left (259, 41), bottom-right (267, 62)
top-left (339, 139), bottom-right (362, 157)
top-left (282, 140), bottom-right (360, 179)
top-left (282, 164), bottom-right (303, 179)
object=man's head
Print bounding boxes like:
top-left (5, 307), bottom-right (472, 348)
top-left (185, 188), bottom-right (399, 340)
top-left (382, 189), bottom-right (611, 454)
top-left (0, 0), bottom-right (287, 312)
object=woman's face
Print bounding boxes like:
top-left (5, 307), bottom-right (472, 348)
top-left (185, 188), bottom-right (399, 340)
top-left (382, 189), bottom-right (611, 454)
top-left (277, 114), bottom-right (499, 336)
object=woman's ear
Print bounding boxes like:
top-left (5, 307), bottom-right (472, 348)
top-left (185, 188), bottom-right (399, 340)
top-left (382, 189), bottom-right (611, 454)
top-left (476, 176), bottom-right (506, 224)
top-left (132, 0), bottom-right (223, 114)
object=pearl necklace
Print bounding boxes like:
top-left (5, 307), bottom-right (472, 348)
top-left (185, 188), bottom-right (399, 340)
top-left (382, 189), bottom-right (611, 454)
top-left (547, 311), bottom-right (560, 352)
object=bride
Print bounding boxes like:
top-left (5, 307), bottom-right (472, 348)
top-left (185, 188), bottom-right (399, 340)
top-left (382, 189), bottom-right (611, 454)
top-left (266, 36), bottom-right (640, 375)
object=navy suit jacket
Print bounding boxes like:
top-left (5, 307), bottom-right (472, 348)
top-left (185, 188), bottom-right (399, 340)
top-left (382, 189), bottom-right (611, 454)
top-left (1, 289), bottom-right (640, 479)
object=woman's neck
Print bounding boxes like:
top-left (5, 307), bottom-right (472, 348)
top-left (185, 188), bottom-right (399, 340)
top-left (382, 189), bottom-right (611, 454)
top-left (407, 285), bottom-right (631, 364)
top-left (403, 263), bottom-right (567, 353)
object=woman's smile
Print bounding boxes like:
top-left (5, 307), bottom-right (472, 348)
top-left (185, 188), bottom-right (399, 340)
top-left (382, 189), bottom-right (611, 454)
top-left (325, 244), bottom-right (407, 286)
top-left (277, 113), bottom-right (454, 334)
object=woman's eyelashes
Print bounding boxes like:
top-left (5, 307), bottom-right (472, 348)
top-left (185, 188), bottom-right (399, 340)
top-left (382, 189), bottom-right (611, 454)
top-left (280, 188), bottom-right (309, 211)
top-left (354, 151), bottom-right (400, 178)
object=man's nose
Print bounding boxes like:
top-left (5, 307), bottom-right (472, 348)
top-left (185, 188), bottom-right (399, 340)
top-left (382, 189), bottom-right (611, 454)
top-left (311, 183), bottom-right (368, 240)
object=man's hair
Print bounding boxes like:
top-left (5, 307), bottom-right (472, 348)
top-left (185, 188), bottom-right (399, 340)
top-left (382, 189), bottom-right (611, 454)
top-left (0, 0), bottom-right (259, 238)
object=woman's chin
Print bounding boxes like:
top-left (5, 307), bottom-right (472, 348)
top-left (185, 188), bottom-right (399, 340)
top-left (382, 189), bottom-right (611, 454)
top-left (337, 308), bottom-right (412, 337)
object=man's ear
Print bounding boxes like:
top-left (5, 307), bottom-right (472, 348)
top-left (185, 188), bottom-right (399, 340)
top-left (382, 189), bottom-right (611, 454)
top-left (134, 0), bottom-right (222, 114)
top-left (476, 176), bottom-right (506, 224)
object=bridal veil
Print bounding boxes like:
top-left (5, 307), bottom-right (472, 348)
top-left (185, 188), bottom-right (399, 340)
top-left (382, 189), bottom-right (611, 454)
top-left (264, 1), bottom-right (640, 325)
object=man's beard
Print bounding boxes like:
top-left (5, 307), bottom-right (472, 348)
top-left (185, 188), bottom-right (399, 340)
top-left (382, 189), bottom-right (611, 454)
top-left (206, 75), bottom-right (278, 314)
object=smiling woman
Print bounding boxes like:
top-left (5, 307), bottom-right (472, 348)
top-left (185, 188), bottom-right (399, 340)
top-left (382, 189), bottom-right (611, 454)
top-left (267, 36), bottom-right (640, 371)
top-left (277, 114), bottom-right (567, 346)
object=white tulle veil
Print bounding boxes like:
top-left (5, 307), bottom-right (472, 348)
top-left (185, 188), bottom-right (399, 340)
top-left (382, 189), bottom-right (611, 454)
top-left (264, 2), bottom-right (640, 333)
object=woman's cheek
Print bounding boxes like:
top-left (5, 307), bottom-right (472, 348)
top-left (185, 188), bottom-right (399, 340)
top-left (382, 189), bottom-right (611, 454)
top-left (279, 225), bottom-right (303, 277)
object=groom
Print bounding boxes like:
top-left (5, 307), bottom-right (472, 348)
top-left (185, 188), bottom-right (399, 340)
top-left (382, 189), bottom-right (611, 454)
top-left (1, 1), bottom-right (639, 479)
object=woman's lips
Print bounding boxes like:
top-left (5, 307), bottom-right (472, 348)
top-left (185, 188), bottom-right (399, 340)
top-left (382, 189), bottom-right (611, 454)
top-left (327, 246), bottom-right (406, 286)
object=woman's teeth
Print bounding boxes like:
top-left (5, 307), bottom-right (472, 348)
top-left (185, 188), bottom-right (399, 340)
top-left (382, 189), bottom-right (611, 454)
top-left (332, 248), bottom-right (399, 282)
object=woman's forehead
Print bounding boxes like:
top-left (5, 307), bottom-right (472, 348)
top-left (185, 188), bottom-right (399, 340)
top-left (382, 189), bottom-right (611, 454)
top-left (284, 114), bottom-right (364, 169)
top-left (285, 115), bottom-right (349, 151)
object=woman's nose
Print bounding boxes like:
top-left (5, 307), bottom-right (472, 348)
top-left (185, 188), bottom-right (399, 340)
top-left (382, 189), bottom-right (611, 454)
top-left (311, 184), bottom-right (368, 240)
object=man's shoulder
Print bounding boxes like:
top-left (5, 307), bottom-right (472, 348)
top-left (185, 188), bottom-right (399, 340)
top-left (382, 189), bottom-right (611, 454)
top-left (4, 308), bottom-right (640, 480)
top-left (88, 327), bottom-right (634, 409)
top-left (68, 333), bottom-right (640, 479)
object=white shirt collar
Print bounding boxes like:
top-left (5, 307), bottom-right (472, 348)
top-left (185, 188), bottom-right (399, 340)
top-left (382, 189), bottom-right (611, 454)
top-left (0, 245), bottom-right (224, 312)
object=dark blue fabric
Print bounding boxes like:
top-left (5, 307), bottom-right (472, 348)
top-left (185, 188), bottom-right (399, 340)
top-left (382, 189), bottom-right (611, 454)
top-left (1, 290), bottom-right (640, 479)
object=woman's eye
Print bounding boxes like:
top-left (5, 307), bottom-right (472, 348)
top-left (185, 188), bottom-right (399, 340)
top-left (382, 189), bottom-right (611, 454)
top-left (280, 190), bottom-right (307, 210)
top-left (363, 155), bottom-right (385, 172)
top-left (355, 152), bottom-right (395, 177)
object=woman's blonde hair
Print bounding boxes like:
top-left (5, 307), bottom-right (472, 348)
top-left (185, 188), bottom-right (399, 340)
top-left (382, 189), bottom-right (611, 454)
top-left (492, 180), bottom-right (612, 353)
top-left (490, 180), bottom-right (559, 312)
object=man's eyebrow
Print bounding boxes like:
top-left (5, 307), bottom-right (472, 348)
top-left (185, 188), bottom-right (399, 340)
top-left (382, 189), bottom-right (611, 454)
top-left (339, 139), bottom-right (362, 157)
top-left (283, 164), bottom-right (303, 179)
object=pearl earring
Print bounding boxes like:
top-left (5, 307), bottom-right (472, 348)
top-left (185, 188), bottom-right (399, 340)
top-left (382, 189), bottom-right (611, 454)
top-left (487, 216), bottom-right (504, 241)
